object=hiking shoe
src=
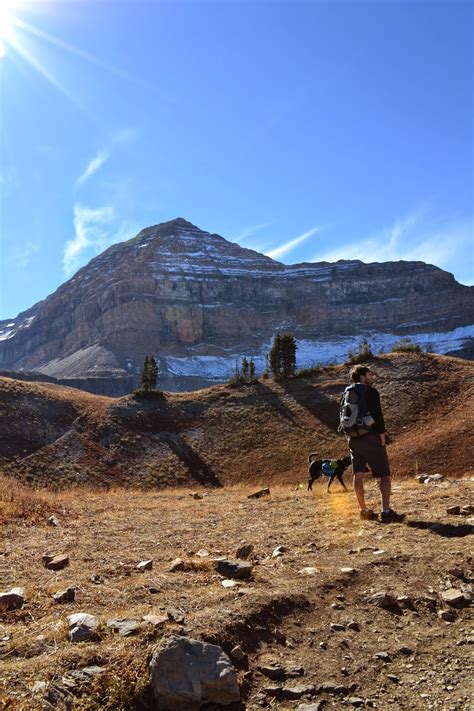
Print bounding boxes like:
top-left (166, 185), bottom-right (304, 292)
top-left (360, 509), bottom-right (377, 521)
top-left (380, 508), bottom-right (405, 523)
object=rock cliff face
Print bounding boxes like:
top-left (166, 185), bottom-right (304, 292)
top-left (0, 218), bottom-right (472, 393)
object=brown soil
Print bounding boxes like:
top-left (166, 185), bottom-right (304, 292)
top-left (0, 479), bottom-right (472, 709)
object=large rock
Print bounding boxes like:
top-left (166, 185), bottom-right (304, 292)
top-left (149, 634), bottom-right (240, 709)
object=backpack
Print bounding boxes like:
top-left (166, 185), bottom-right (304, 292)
top-left (322, 460), bottom-right (338, 476)
top-left (338, 383), bottom-right (375, 437)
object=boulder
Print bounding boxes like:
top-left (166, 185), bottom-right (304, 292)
top-left (0, 587), bottom-right (25, 611)
top-left (149, 634), bottom-right (240, 709)
top-left (447, 506), bottom-right (461, 515)
top-left (67, 613), bottom-right (99, 642)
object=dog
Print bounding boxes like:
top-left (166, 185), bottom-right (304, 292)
top-left (307, 453), bottom-right (352, 492)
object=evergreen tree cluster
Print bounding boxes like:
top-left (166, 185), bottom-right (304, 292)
top-left (140, 355), bottom-right (159, 392)
top-left (268, 333), bottom-right (297, 379)
top-left (230, 356), bottom-right (257, 386)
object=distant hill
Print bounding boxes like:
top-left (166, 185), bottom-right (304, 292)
top-left (0, 218), bottom-right (472, 394)
top-left (1, 351), bottom-right (472, 489)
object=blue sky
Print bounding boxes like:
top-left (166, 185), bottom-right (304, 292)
top-left (0, 0), bottom-right (472, 319)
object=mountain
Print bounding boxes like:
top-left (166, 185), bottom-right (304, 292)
top-left (1, 217), bottom-right (473, 393)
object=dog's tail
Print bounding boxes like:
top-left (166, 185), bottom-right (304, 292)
top-left (308, 452), bottom-right (319, 462)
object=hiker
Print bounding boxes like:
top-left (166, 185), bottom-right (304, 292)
top-left (340, 364), bottom-right (405, 523)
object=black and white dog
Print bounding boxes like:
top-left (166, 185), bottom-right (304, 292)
top-left (307, 453), bottom-right (352, 492)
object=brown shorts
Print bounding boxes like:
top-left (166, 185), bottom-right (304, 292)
top-left (349, 433), bottom-right (390, 478)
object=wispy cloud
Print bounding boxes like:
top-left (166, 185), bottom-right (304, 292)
top-left (75, 150), bottom-right (109, 187)
top-left (231, 222), bottom-right (271, 244)
top-left (311, 208), bottom-right (473, 284)
top-left (75, 127), bottom-right (137, 189)
top-left (265, 225), bottom-right (323, 260)
top-left (64, 203), bottom-right (139, 275)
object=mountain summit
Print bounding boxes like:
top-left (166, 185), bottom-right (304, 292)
top-left (0, 219), bottom-right (472, 392)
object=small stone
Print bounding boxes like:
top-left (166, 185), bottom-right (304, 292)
top-left (299, 567), bottom-right (319, 575)
top-left (259, 664), bottom-right (286, 680)
top-left (460, 506), bottom-right (474, 515)
top-left (221, 579), bottom-right (237, 588)
top-left (330, 623), bottom-right (346, 632)
top-left (347, 621), bottom-right (360, 631)
top-left (297, 704), bottom-right (324, 711)
top-left (48, 515), bottom-right (60, 526)
top-left (53, 588), bottom-right (75, 604)
top-left (374, 651), bottom-right (391, 662)
top-left (440, 588), bottom-right (467, 607)
top-left (166, 608), bottom-right (185, 624)
top-left (367, 591), bottom-right (398, 608)
top-left (0, 587), bottom-right (25, 611)
top-left (31, 681), bottom-right (48, 695)
top-left (448, 568), bottom-right (464, 579)
top-left (272, 545), bottom-right (287, 558)
top-left (169, 558), bottom-right (187, 572)
top-left (107, 618), bottom-right (141, 636)
top-left (215, 559), bottom-right (253, 579)
top-left (320, 682), bottom-right (336, 693)
top-left (397, 596), bottom-right (414, 607)
top-left (387, 674), bottom-right (399, 683)
top-left (263, 685), bottom-right (282, 698)
top-left (319, 641), bottom-right (328, 649)
top-left (90, 574), bottom-right (104, 584)
top-left (67, 613), bottom-right (99, 642)
top-left (447, 506), bottom-right (461, 515)
top-left (281, 685), bottom-right (317, 700)
top-left (42, 553), bottom-right (54, 565)
top-left (230, 644), bottom-right (246, 662)
top-left (247, 488), bottom-right (270, 499)
top-left (348, 697), bottom-right (365, 706)
top-left (340, 567), bottom-right (357, 575)
top-left (332, 602), bottom-right (345, 610)
top-left (191, 492), bottom-right (203, 499)
top-left (398, 646), bottom-right (413, 655)
top-left (195, 549), bottom-right (210, 558)
top-left (137, 559), bottom-right (153, 571)
top-left (46, 554), bottom-right (69, 571)
top-left (438, 609), bottom-right (456, 622)
top-left (235, 543), bottom-right (254, 560)
top-left (143, 614), bottom-right (168, 627)
top-left (82, 666), bottom-right (104, 677)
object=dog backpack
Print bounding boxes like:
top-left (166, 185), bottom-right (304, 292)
top-left (338, 383), bottom-right (375, 437)
top-left (322, 460), bottom-right (337, 476)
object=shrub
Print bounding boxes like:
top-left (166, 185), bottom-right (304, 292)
top-left (347, 337), bottom-right (374, 365)
top-left (390, 338), bottom-right (422, 353)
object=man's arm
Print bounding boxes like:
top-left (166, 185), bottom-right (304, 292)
top-left (366, 387), bottom-right (386, 443)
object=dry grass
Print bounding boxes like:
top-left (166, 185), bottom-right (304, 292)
top-left (0, 473), bottom-right (64, 526)
top-left (1, 478), bottom-right (473, 709)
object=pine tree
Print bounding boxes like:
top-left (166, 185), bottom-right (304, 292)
top-left (281, 333), bottom-right (297, 379)
top-left (269, 333), bottom-right (282, 379)
top-left (242, 357), bottom-right (249, 383)
top-left (149, 355), bottom-right (159, 390)
top-left (249, 358), bottom-right (256, 383)
top-left (140, 355), bottom-right (151, 391)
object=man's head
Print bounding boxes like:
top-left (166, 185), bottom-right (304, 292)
top-left (349, 364), bottom-right (374, 385)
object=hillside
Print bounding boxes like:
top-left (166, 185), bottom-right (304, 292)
top-left (1, 352), bottom-right (473, 489)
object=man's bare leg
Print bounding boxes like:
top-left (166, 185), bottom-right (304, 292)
top-left (379, 475), bottom-right (391, 511)
top-left (353, 472), bottom-right (368, 511)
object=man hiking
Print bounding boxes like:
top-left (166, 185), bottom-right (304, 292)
top-left (342, 364), bottom-right (405, 523)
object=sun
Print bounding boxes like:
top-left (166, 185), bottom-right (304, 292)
top-left (0, 0), bottom-right (16, 57)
